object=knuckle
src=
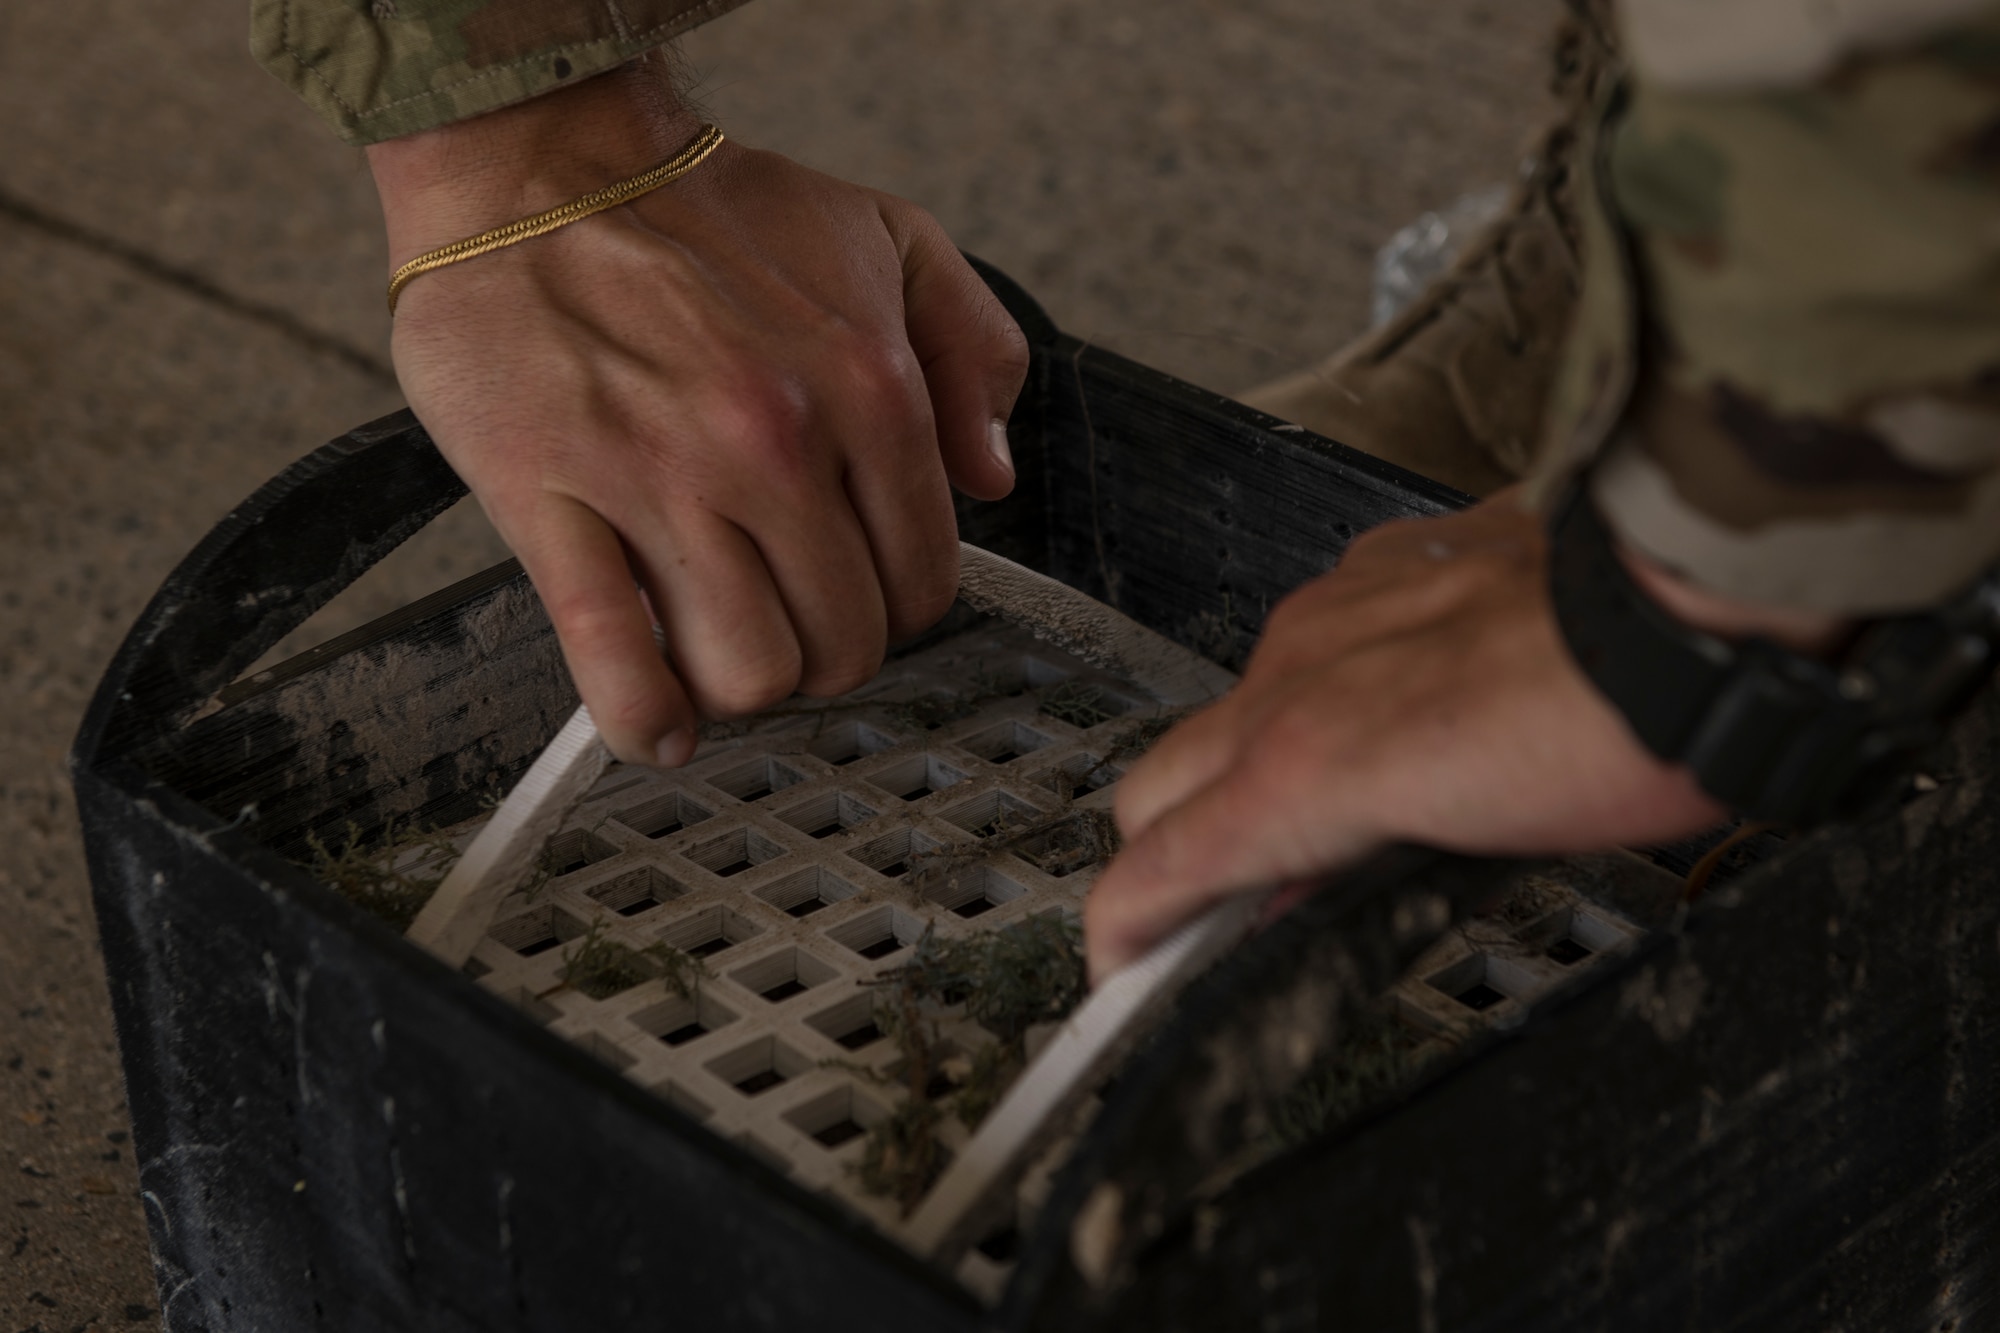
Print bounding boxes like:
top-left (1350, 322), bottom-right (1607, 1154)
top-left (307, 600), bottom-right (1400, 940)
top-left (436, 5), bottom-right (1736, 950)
top-left (594, 691), bottom-right (675, 755)
top-left (545, 592), bottom-right (631, 660)
top-left (883, 568), bottom-right (957, 638)
top-left (841, 334), bottom-right (926, 419)
top-left (799, 647), bottom-right (884, 700)
top-left (1111, 770), bottom-right (1168, 838)
top-left (697, 645), bottom-right (803, 718)
top-left (705, 373), bottom-right (812, 464)
top-left (885, 195), bottom-right (945, 242)
top-left (984, 307), bottom-right (1032, 385)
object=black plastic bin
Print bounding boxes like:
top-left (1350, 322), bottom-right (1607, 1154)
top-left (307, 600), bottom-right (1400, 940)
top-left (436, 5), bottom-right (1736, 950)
top-left (72, 265), bottom-right (2000, 1331)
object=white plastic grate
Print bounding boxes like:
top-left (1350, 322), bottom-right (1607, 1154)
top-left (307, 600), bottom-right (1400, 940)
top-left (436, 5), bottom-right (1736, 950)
top-left (425, 619), bottom-right (1156, 1293)
top-left (414, 616), bottom-right (1650, 1300)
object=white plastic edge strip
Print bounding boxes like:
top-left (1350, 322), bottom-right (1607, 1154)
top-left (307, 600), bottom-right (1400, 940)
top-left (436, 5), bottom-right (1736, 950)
top-left (406, 704), bottom-right (609, 968)
top-left (901, 893), bottom-right (1261, 1260)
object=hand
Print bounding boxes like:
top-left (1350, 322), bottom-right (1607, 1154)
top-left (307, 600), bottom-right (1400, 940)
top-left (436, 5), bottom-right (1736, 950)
top-left (367, 57), bottom-right (1028, 766)
top-left (1083, 489), bottom-right (1738, 983)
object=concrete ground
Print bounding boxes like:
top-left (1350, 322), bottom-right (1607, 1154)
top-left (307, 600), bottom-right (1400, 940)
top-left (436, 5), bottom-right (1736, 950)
top-left (0, 0), bottom-right (1556, 1323)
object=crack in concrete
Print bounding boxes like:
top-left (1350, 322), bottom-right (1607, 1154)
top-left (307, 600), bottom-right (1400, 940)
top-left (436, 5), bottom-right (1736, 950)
top-left (0, 183), bottom-right (395, 386)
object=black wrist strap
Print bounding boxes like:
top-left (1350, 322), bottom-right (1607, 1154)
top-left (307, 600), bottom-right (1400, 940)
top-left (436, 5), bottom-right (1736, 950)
top-left (1548, 486), bottom-right (2000, 825)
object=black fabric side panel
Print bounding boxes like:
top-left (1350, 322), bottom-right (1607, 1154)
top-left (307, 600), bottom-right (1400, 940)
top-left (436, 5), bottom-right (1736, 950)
top-left (1016, 691), bottom-right (2000, 1332)
top-left (77, 766), bottom-right (977, 1333)
top-left (137, 567), bottom-right (570, 860)
top-left (81, 412), bottom-right (465, 764)
top-left (1035, 340), bottom-right (1469, 670)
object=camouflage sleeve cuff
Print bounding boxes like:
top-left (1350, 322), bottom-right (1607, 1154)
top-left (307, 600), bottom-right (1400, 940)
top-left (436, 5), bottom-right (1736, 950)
top-left (250, 0), bottom-right (750, 146)
top-left (1532, 0), bottom-right (2000, 617)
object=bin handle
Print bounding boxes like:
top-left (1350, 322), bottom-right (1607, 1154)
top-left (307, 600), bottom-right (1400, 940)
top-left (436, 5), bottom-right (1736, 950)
top-left (74, 411), bottom-right (466, 766)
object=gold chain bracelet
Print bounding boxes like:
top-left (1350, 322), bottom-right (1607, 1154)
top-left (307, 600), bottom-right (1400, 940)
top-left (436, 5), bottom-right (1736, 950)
top-left (385, 122), bottom-right (726, 315)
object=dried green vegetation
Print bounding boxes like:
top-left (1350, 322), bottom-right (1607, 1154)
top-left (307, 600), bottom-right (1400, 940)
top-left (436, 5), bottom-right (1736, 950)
top-left (894, 916), bottom-right (1087, 1042)
top-left (883, 693), bottom-right (982, 732)
top-left (1011, 810), bottom-right (1121, 879)
top-left (699, 664), bottom-right (1014, 741)
top-left (558, 922), bottom-right (705, 1002)
top-left (906, 806), bottom-right (1120, 899)
top-left (1261, 1006), bottom-right (1445, 1153)
top-left (856, 1099), bottom-right (946, 1208)
top-left (304, 820), bottom-right (462, 931)
top-left (853, 917), bottom-right (1087, 1210)
top-left (1098, 708), bottom-right (1192, 769)
top-left (701, 659), bottom-right (1130, 746)
top-left (305, 812), bottom-right (574, 931)
top-left (1037, 679), bottom-right (1115, 729)
top-left (844, 698), bottom-right (1194, 1209)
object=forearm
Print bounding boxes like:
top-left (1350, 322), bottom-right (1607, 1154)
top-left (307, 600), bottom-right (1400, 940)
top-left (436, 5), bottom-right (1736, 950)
top-left (1535, 2), bottom-right (2000, 625)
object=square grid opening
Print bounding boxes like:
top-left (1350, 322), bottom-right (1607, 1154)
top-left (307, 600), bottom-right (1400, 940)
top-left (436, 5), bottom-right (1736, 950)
top-left (612, 789), bottom-right (715, 840)
top-left (771, 790), bottom-right (880, 841)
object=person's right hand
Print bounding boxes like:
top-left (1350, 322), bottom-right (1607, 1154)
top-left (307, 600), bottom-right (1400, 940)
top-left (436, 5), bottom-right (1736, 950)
top-left (1082, 486), bottom-right (1852, 982)
top-left (366, 55), bottom-right (1028, 767)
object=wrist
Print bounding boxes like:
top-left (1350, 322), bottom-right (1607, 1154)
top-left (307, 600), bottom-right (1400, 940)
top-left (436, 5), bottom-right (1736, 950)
top-left (365, 53), bottom-right (707, 270)
top-left (1546, 486), bottom-right (1989, 825)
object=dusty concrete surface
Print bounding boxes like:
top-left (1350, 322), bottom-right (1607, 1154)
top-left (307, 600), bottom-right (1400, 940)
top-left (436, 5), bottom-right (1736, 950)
top-left (0, 0), bottom-right (1556, 1322)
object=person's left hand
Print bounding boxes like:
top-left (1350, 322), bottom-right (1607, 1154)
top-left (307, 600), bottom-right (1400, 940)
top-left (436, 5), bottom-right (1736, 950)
top-left (1083, 490), bottom-right (1727, 982)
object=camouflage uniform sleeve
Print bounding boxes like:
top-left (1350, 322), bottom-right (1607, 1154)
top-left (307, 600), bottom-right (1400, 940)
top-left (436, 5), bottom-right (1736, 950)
top-left (249, 0), bottom-right (750, 146)
top-left (1530, 0), bottom-right (2000, 615)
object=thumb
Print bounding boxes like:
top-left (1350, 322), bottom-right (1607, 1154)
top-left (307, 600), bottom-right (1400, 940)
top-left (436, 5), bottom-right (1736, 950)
top-left (889, 205), bottom-right (1029, 501)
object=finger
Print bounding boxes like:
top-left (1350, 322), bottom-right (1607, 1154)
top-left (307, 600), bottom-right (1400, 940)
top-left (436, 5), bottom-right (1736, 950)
top-left (890, 205), bottom-right (1030, 501)
top-left (503, 495), bottom-right (699, 768)
top-left (621, 506), bottom-right (806, 719)
top-left (732, 477), bottom-right (891, 698)
top-left (819, 335), bottom-right (963, 642)
top-left (1085, 751), bottom-right (1385, 984)
top-left (586, 310), bottom-right (894, 699)
top-left (1110, 696), bottom-right (1246, 841)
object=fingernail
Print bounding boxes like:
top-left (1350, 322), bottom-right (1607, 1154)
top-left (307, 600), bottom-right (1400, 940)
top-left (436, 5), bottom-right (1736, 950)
top-left (653, 727), bottom-right (696, 768)
top-left (987, 419), bottom-right (1014, 478)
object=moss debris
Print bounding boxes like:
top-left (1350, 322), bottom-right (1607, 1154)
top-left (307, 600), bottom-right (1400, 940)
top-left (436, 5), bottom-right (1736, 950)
top-left (902, 807), bottom-right (1121, 903)
top-left (1099, 707), bottom-right (1192, 768)
top-left (1011, 809), bottom-right (1120, 879)
top-left (303, 819), bottom-right (461, 931)
top-left (884, 691), bottom-right (983, 733)
top-left (1038, 679), bottom-right (1115, 728)
top-left (856, 1098), bottom-right (948, 1209)
top-left (890, 915), bottom-right (1086, 1043)
top-left (557, 922), bottom-right (704, 1002)
top-left (702, 659), bottom-right (1020, 742)
top-left (852, 916), bottom-right (1087, 1210)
